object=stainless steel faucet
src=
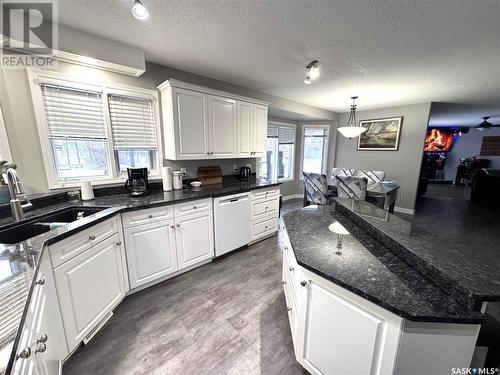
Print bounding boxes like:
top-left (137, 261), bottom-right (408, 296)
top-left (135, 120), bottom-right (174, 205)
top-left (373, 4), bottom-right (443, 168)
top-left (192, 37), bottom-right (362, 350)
top-left (2, 168), bottom-right (32, 221)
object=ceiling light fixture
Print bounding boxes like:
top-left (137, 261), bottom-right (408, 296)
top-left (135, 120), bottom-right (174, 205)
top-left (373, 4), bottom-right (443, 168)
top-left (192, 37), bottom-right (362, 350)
top-left (337, 96), bottom-right (367, 139)
top-left (304, 60), bottom-right (319, 84)
top-left (132, 0), bottom-right (149, 20)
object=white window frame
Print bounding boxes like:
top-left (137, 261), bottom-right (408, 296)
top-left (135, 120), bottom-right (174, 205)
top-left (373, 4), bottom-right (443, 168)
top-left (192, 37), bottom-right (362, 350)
top-left (300, 124), bottom-right (330, 179)
top-left (27, 68), bottom-right (162, 189)
top-left (0, 106), bottom-right (13, 161)
top-left (261, 121), bottom-right (296, 183)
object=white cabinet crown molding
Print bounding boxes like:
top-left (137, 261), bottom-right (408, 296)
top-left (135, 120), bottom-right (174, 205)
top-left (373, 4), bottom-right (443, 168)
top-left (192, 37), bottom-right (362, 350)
top-left (157, 79), bottom-right (270, 106)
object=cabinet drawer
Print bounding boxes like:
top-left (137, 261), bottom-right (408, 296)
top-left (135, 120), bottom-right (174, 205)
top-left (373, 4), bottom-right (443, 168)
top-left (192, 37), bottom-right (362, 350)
top-left (122, 205), bottom-right (171, 228)
top-left (251, 187), bottom-right (280, 203)
top-left (49, 217), bottom-right (118, 269)
top-left (174, 198), bottom-right (212, 217)
top-left (252, 198), bottom-right (278, 219)
top-left (251, 215), bottom-right (278, 239)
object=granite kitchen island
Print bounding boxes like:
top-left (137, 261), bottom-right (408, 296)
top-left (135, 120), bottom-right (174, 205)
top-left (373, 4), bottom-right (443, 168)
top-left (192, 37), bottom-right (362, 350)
top-left (281, 199), bottom-right (492, 375)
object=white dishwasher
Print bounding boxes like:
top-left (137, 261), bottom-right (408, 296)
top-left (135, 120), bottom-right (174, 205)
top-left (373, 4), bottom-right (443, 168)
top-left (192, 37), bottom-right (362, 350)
top-left (214, 192), bottom-right (252, 256)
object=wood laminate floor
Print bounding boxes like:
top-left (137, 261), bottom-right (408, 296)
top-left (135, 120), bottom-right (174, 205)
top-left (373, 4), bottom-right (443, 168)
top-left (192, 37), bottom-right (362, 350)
top-left (63, 200), bottom-right (304, 375)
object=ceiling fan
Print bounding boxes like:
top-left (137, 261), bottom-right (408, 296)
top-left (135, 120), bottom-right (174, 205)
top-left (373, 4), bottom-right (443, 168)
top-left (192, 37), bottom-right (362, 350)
top-left (473, 116), bottom-right (500, 130)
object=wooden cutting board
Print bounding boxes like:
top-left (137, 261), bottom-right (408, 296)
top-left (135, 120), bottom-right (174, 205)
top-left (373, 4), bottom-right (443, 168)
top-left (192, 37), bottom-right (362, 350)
top-left (197, 166), bottom-right (223, 185)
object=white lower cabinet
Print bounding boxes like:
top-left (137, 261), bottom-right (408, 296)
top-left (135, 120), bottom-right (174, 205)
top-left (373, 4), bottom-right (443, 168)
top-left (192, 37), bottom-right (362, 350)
top-left (12, 255), bottom-right (67, 375)
top-left (53, 234), bottom-right (127, 352)
top-left (175, 210), bottom-right (214, 269)
top-left (124, 219), bottom-right (178, 289)
top-left (123, 199), bottom-right (214, 290)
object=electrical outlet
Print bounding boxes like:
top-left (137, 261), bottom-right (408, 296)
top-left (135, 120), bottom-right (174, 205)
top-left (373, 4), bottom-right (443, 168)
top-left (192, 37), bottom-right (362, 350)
top-left (180, 168), bottom-right (187, 176)
top-left (233, 164), bottom-right (238, 173)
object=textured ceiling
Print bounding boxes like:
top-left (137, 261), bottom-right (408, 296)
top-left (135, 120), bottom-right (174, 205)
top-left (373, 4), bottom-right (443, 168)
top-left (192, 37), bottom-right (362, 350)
top-left (57, 0), bottom-right (500, 113)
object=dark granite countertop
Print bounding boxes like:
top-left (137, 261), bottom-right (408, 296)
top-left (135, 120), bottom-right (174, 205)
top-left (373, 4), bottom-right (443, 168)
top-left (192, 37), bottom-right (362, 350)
top-left (0, 178), bottom-right (279, 374)
top-left (283, 204), bottom-right (483, 324)
top-left (333, 198), bottom-right (500, 311)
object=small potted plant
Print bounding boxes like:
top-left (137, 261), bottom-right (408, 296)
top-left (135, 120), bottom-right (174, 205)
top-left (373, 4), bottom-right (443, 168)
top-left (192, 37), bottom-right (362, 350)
top-left (0, 160), bottom-right (17, 204)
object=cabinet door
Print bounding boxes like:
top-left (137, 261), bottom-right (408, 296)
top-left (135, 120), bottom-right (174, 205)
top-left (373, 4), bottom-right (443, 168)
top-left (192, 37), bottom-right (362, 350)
top-left (208, 95), bottom-right (237, 158)
top-left (54, 234), bottom-right (126, 352)
top-left (32, 255), bottom-right (68, 375)
top-left (299, 281), bottom-right (387, 375)
top-left (237, 101), bottom-right (253, 157)
top-left (124, 219), bottom-right (177, 289)
top-left (174, 88), bottom-right (209, 159)
top-left (253, 104), bottom-right (268, 157)
top-left (175, 211), bottom-right (214, 270)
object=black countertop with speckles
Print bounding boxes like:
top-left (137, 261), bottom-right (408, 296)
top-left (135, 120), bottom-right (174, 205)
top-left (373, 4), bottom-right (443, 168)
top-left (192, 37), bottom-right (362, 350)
top-left (333, 198), bottom-right (500, 311)
top-left (283, 204), bottom-right (483, 324)
top-left (0, 178), bottom-right (279, 375)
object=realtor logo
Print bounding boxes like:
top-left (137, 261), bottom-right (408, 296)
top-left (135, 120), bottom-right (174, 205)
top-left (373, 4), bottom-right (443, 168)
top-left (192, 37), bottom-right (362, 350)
top-left (0, 0), bottom-right (58, 68)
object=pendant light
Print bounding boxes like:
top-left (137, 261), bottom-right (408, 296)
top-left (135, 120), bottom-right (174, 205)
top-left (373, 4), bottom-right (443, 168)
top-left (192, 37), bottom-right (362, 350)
top-left (132, 0), bottom-right (149, 20)
top-left (337, 96), bottom-right (367, 139)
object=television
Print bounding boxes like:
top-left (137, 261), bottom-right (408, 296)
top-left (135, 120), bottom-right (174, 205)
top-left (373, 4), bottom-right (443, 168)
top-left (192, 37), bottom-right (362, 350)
top-left (424, 128), bottom-right (455, 152)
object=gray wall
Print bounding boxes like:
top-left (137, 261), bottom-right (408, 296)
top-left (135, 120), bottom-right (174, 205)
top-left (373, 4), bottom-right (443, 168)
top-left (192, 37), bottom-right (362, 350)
top-left (0, 59), bottom-right (335, 193)
top-left (334, 103), bottom-right (431, 211)
top-left (444, 127), bottom-right (500, 180)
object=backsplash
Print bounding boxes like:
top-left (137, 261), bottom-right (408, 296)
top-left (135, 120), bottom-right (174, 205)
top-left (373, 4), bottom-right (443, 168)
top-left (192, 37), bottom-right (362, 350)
top-left (164, 158), bottom-right (258, 178)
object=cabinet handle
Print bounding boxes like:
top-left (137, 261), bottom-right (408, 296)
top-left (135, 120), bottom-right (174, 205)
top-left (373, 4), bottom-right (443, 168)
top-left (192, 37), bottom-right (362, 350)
top-left (35, 343), bottom-right (47, 354)
top-left (176, 224), bottom-right (181, 228)
top-left (287, 306), bottom-right (292, 312)
top-left (115, 241), bottom-right (122, 246)
top-left (300, 280), bottom-right (308, 287)
top-left (88, 235), bottom-right (96, 241)
top-left (16, 347), bottom-right (31, 359)
top-left (264, 225), bottom-right (268, 230)
top-left (289, 266), bottom-right (294, 272)
top-left (265, 206), bottom-right (268, 211)
top-left (36, 277), bottom-right (45, 286)
top-left (193, 206), bottom-right (197, 209)
top-left (37, 334), bottom-right (48, 344)
top-left (282, 280), bottom-right (286, 285)
top-left (283, 246), bottom-right (288, 251)
top-left (148, 215), bottom-right (153, 219)
top-left (170, 225), bottom-right (175, 229)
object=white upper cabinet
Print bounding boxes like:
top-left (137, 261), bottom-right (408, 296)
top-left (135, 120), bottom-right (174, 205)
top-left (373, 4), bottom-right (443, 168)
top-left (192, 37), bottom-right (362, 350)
top-left (171, 88), bottom-right (209, 159)
top-left (159, 80), bottom-right (269, 160)
top-left (237, 101), bottom-right (253, 157)
top-left (253, 104), bottom-right (268, 157)
top-left (208, 95), bottom-right (237, 158)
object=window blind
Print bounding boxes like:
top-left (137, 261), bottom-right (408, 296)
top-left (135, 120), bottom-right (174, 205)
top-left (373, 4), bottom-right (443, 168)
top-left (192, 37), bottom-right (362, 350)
top-left (278, 127), bottom-right (295, 144)
top-left (108, 94), bottom-right (157, 150)
top-left (41, 84), bottom-right (106, 139)
top-left (267, 125), bottom-right (278, 138)
top-left (304, 127), bottom-right (328, 137)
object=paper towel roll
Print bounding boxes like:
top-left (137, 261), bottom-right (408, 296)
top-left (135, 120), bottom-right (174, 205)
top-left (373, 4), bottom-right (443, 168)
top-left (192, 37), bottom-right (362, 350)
top-left (162, 166), bottom-right (173, 191)
top-left (81, 181), bottom-right (94, 200)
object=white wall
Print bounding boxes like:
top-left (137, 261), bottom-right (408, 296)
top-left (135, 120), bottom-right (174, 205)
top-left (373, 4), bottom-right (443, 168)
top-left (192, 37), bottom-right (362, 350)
top-left (444, 127), bottom-right (500, 180)
top-left (333, 103), bottom-right (431, 211)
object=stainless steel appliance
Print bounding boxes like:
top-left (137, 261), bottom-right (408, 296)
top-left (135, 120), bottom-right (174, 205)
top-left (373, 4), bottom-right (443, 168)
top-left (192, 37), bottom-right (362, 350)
top-left (125, 168), bottom-right (149, 197)
top-left (239, 166), bottom-right (251, 181)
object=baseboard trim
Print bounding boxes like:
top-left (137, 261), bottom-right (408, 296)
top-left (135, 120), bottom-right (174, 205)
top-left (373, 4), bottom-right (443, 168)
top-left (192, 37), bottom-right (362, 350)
top-left (394, 206), bottom-right (415, 215)
top-left (282, 194), bottom-right (303, 201)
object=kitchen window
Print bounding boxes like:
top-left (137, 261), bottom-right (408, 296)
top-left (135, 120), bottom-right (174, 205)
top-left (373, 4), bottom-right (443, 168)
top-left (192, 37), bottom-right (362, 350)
top-left (301, 125), bottom-right (329, 176)
top-left (29, 69), bottom-right (161, 188)
top-left (259, 122), bottom-right (295, 182)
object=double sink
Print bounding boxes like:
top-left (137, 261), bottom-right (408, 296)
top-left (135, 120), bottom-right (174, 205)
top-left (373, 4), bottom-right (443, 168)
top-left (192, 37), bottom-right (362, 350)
top-left (0, 207), bottom-right (106, 244)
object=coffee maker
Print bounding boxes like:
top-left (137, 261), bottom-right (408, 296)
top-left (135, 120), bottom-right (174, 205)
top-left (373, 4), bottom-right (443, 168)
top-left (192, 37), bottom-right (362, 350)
top-left (125, 168), bottom-right (149, 197)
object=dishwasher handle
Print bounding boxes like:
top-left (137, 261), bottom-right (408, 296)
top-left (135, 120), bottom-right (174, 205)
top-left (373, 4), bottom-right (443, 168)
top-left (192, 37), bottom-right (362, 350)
top-left (216, 194), bottom-right (250, 205)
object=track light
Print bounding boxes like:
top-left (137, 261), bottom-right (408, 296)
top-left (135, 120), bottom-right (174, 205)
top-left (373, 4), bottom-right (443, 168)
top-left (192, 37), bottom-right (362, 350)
top-left (304, 60), bottom-right (319, 84)
top-left (132, 0), bottom-right (149, 20)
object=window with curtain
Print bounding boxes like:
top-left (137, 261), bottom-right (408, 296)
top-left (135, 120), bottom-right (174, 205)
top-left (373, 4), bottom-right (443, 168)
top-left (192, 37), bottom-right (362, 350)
top-left (41, 84), bottom-right (110, 181)
top-left (301, 125), bottom-right (329, 175)
top-left (108, 94), bottom-right (157, 171)
top-left (36, 77), bottom-right (160, 187)
top-left (259, 122), bottom-right (295, 181)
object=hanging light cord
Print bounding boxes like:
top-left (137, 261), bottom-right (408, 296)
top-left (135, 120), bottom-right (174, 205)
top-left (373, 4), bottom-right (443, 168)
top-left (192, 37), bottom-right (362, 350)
top-left (346, 97), bottom-right (358, 127)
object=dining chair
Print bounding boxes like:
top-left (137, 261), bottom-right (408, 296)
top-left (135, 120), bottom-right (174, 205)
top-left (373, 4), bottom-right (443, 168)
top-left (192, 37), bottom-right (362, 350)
top-left (330, 168), bottom-right (355, 186)
top-left (354, 170), bottom-right (386, 188)
top-left (303, 172), bottom-right (329, 205)
top-left (336, 176), bottom-right (368, 201)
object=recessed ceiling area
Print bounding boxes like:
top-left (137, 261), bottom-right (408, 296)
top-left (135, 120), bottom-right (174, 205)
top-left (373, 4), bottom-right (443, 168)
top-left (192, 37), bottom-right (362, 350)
top-left (428, 102), bottom-right (500, 127)
top-left (57, 0), bottom-right (500, 113)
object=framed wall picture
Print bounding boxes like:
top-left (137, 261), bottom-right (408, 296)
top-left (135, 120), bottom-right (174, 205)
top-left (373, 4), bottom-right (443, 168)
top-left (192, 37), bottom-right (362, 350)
top-left (357, 117), bottom-right (403, 151)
